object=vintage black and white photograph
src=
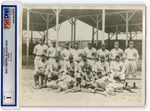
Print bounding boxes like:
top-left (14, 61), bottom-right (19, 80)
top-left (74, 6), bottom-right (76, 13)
top-left (19, 6), bottom-right (145, 106)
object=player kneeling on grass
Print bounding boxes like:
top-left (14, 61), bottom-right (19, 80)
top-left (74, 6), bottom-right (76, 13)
top-left (33, 54), bottom-right (48, 88)
top-left (110, 55), bottom-right (125, 83)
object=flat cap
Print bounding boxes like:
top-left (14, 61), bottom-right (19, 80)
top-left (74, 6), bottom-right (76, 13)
top-left (82, 53), bottom-right (87, 57)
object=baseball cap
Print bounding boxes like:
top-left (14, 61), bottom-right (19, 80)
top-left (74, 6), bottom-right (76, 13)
top-left (88, 41), bottom-right (92, 45)
top-left (114, 41), bottom-right (119, 45)
top-left (115, 55), bottom-right (120, 58)
top-left (69, 54), bottom-right (73, 59)
top-left (74, 41), bottom-right (79, 45)
top-left (65, 42), bottom-right (69, 45)
top-left (100, 55), bottom-right (105, 58)
top-left (101, 43), bottom-right (106, 46)
top-left (129, 41), bottom-right (134, 44)
top-left (39, 38), bottom-right (44, 41)
top-left (52, 40), bottom-right (56, 43)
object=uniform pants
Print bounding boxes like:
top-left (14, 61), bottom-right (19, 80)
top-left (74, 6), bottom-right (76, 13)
top-left (125, 59), bottom-right (137, 75)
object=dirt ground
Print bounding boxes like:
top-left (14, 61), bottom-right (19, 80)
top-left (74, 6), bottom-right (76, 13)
top-left (20, 69), bottom-right (144, 107)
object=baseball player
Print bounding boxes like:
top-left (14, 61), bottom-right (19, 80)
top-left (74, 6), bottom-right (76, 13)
top-left (46, 53), bottom-right (64, 83)
top-left (124, 41), bottom-right (139, 78)
top-left (47, 40), bottom-right (61, 63)
top-left (80, 66), bottom-right (95, 88)
top-left (71, 41), bottom-right (83, 63)
top-left (97, 43), bottom-right (110, 61)
top-left (110, 42), bottom-right (124, 61)
top-left (33, 54), bottom-right (48, 87)
top-left (94, 55), bottom-right (110, 78)
top-left (62, 42), bottom-right (72, 62)
top-left (55, 71), bottom-right (76, 93)
top-left (75, 53), bottom-right (94, 88)
top-left (33, 38), bottom-right (48, 65)
top-left (83, 41), bottom-right (97, 64)
top-left (63, 54), bottom-right (78, 76)
top-left (110, 55), bottom-right (126, 82)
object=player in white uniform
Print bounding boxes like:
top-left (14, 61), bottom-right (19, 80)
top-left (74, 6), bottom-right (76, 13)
top-left (62, 42), bottom-right (72, 62)
top-left (110, 42), bottom-right (123, 62)
top-left (33, 38), bottom-right (48, 65)
top-left (94, 55), bottom-right (110, 79)
top-left (77, 53), bottom-right (94, 88)
top-left (71, 42), bottom-right (83, 63)
top-left (47, 40), bottom-right (61, 64)
top-left (124, 41), bottom-right (139, 77)
top-left (80, 66), bottom-right (95, 88)
top-left (63, 54), bottom-right (78, 76)
top-left (33, 54), bottom-right (48, 87)
top-left (97, 43), bottom-right (110, 61)
top-left (110, 55), bottom-right (126, 82)
top-left (83, 41), bottom-right (97, 64)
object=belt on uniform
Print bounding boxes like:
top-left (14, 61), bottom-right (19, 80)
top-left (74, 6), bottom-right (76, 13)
top-left (128, 59), bottom-right (134, 61)
top-left (36, 55), bottom-right (42, 57)
top-left (49, 57), bottom-right (55, 58)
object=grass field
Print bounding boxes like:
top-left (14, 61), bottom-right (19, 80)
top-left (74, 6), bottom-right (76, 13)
top-left (20, 69), bottom-right (144, 106)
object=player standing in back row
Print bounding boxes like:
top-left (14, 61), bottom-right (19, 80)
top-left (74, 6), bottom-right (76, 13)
top-left (47, 40), bottom-right (61, 64)
top-left (124, 41), bottom-right (139, 78)
top-left (97, 43), bottom-right (110, 61)
top-left (83, 41), bottom-right (97, 64)
top-left (110, 42), bottom-right (123, 62)
top-left (33, 38), bottom-right (48, 65)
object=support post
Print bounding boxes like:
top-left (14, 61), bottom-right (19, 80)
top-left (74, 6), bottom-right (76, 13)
top-left (74, 18), bottom-right (76, 44)
top-left (116, 26), bottom-right (118, 40)
top-left (26, 9), bottom-right (30, 67)
top-left (43, 31), bottom-right (45, 43)
top-left (71, 19), bottom-right (73, 48)
top-left (108, 33), bottom-right (110, 50)
top-left (46, 14), bottom-right (49, 45)
top-left (92, 26), bottom-right (94, 47)
top-left (130, 32), bottom-right (132, 40)
top-left (96, 15), bottom-right (99, 47)
top-left (31, 23), bottom-right (33, 43)
top-left (102, 9), bottom-right (105, 44)
top-left (126, 12), bottom-right (129, 48)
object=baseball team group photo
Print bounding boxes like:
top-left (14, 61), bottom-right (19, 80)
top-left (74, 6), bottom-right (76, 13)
top-left (20, 7), bottom-right (145, 106)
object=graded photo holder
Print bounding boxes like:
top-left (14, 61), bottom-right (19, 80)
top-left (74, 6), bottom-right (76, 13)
top-left (0, 0), bottom-right (147, 110)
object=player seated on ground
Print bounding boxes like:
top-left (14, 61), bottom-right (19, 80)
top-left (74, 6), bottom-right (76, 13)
top-left (93, 55), bottom-right (110, 80)
top-left (80, 66), bottom-right (95, 89)
top-left (94, 72), bottom-right (135, 95)
top-left (110, 55), bottom-right (126, 83)
top-left (63, 54), bottom-right (78, 76)
top-left (55, 70), bottom-right (76, 93)
top-left (33, 54), bottom-right (48, 88)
